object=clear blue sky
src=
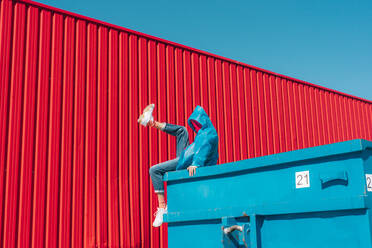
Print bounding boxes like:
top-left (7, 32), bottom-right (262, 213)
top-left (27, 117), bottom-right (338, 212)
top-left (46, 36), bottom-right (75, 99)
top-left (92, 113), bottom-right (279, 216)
top-left (38, 0), bottom-right (372, 101)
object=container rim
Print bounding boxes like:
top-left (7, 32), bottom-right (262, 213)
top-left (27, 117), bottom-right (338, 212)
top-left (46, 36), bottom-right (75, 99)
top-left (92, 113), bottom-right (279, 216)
top-left (164, 139), bottom-right (372, 182)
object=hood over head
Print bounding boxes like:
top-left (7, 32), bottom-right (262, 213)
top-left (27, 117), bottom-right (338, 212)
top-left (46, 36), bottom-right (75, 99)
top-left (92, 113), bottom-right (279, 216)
top-left (177, 105), bottom-right (219, 170)
top-left (187, 106), bottom-right (214, 133)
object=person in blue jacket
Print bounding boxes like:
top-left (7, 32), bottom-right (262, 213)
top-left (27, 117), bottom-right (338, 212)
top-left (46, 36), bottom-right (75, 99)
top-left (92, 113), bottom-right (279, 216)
top-left (138, 104), bottom-right (219, 227)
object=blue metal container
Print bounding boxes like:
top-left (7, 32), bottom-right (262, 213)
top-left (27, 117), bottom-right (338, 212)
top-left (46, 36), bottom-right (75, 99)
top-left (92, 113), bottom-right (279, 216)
top-left (164, 139), bottom-right (372, 248)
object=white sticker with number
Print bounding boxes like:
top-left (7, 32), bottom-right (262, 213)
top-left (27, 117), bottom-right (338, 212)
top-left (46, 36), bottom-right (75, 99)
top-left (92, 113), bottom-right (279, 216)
top-left (366, 174), bottom-right (372, 192)
top-left (296, 171), bottom-right (310, 188)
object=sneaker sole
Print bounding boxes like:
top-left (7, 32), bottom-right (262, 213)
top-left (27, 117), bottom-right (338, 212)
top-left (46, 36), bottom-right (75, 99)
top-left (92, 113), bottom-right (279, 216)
top-left (138, 104), bottom-right (155, 125)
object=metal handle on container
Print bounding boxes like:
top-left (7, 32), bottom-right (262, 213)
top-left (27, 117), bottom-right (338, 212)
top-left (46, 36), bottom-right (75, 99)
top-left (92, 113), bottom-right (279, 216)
top-left (222, 217), bottom-right (250, 247)
top-left (319, 171), bottom-right (348, 188)
top-left (223, 225), bottom-right (243, 234)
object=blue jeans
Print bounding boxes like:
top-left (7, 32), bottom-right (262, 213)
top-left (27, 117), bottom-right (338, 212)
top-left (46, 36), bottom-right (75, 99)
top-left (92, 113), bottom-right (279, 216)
top-left (149, 123), bottom-right (190, 193)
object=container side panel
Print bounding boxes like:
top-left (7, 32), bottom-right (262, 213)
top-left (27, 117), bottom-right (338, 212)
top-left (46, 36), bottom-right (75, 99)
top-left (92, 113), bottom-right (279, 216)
top-left (328, 92), bottom-right (336, 143)
top-left (339, 95), bottom-right (348, 142)
top-left (250, 70), bottom-right (261, 157)
top-left (166, 46), bottom-right (176, 160)
top-left (107, 28), bottom-right (120, 248)
top-left (364, 103), bottom-right (372, 140)
top-left (139, 37), bottom-right (150, 248)
top-left (207, 58), bottom-right (219, 159)
top-left (183, 51), bottom-right (193, 140)
top-left (175, 48), bottom-right (185, 127)
top-left (128, 34), bottom-right (141, 247)
top-left (269, 76), bottom-right (280, 154)
top-left (362, 102), bottom-right (369, 140)
top-left (299, 84), bottom-right (309, 148)
top-left (2, 3), bottom-right (25, 247)
top-left (305, 85), bottom-right (314, 147)
top-left (96, 26), bottom-right (109, 248)
top-left (264, 74), bottom-right (274, 155)
top-left (58, 15), bottom-right (75, 248)
top-left (324, 92), bottom-right (333, 143)
top-left (118, 32), bottom-right (131, 248)
top-left (308, 87), bottom-right (318, 147)
top-left (206, 58), bottom-right (216, 128)
top-left (322, 90), bottom-right (330, 144)
top-left (314, 89), bottom-right (324, 146)
top-left (0, 0), bottom-right (13, 243)
top-left (342, 96), bottom-right (350, 141)
top-left (330, 93), bottom-right (340, 143)
top-left (257, 71), bottom-right (268, 155)
top-left (274, 77), bottom-right (285, 153)
top-left (16, 6), bottom-right (38, 248)
top-left (157, 42), bottom-right (168, 165)
top-left (230, 64), bottom-right (242, 161)
top-left (357, 101), bottom-right (366, 139)
top-left (236, 66), bottom-right (248, 159)
top-left (71, 19), bottom-right (86, 248)
top-left (191, 53), bottom-right (201, 110)
top-left (326, 92), bottom-right (335, 143)
top-left (282, 80), bottom-right (293, 151)
top-left (156, 42), bottom-right (168, 248)
top-left (31, 8), bottom-right (52, 248)
top-left (347, 99), bottom-right (355, 140)
top-left (353, 99), bottom-right (362, 139)
top-left (83, 22), bottom-right (98, 248)
top-left (318, 89), bottom-right (325, 144)
top-left (360, 102), bottom-right (370, 140)
top-left (369, 104), bottom-right (372, 141)
top-left (350, 99), bottom-right (359, 140)
top-left (200, 55), bottom-right (209, 117)
top-left (222, 62), bottom-right (234, 161)
top-left (164, 44), bottom-right (177, 247)
top-left (44, 12), bottom-right (63, 248)
top-left (338, 96), bottom-right (348, 142)
top-left (293, 82), bottom-right (303, 149)
top-left (369, 105), bottom-right (372, 141)
top-left (148, 39), bottom-right (160, 248)
top-left (351, 100), bottom-right (359, 139)
top-left (243, 68), bottom-right (255, 157)
top-left (358, 102), bottom-right (367, 140)
top-left (304, 86), bottom-right (312, 147)
top-left (369, 105), bottom-right (372, 140)
top-left (363, 103), bottom-right (370, 140)
top-left (214, 60), bottom-right (226, 163)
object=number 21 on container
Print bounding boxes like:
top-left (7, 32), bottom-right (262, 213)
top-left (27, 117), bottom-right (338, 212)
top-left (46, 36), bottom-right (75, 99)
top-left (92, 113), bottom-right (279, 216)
top-left (366, 174), bottom-right (372, 192)
top-left (296, 171), bottom-right (310, 189)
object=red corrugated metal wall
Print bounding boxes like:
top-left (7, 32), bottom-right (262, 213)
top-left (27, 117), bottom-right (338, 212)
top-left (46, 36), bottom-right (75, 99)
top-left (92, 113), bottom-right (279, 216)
top-left (1, 0), bottom-right (371, 247)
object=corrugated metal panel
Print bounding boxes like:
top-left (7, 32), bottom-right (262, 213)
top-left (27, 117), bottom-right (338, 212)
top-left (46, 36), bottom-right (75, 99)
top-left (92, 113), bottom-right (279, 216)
top-left (0, 0), bottom-right (371, 247)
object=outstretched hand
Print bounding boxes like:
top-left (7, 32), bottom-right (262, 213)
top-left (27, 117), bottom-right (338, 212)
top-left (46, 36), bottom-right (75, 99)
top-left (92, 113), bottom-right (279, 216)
top-left (187, 166), bottom-right (197, 176)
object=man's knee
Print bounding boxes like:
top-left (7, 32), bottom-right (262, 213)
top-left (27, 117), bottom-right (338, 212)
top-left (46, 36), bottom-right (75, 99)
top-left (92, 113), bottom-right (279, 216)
top-left (149, 166), bottom-right (154, 176)
top-left (149, 165), bottom-right (159, 176)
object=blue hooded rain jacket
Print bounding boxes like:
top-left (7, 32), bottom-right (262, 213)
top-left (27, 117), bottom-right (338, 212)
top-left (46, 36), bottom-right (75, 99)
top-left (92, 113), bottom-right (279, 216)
top-left (176, 106), bottom-right (219, 170)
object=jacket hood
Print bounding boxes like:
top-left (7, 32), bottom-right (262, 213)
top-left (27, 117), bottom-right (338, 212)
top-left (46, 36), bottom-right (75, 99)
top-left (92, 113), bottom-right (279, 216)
top-left (188, 106), bottom-right (213, 133)
top-left (177, 105), bottom-right (219, 170)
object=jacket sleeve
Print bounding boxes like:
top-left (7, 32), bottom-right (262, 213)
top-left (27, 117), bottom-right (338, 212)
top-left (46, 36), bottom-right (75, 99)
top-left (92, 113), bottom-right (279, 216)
top-left (191, 139), bottom-right (212, 167)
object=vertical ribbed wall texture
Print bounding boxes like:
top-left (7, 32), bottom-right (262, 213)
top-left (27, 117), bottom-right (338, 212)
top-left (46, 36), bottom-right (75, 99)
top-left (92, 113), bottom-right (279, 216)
top-left (1, 0), bottom-right (371, 247)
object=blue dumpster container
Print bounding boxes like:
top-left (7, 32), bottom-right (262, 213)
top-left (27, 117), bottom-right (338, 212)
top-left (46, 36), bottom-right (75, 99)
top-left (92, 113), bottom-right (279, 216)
top-left (164, 139), bottom-right (372, 248)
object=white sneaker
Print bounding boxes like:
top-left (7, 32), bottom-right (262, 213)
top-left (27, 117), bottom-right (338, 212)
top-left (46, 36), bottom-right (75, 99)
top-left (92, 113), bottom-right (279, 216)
top-left (152, 207), bottom-right (167, 227)
top-left (138, 104), bottom-right (155, 127)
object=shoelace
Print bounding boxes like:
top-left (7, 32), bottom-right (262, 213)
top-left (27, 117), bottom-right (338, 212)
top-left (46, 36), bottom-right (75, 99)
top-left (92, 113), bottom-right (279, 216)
top-left (154, 208), bottom-right (166, 217)
top-left (153, 208), bottom-right (161, 217)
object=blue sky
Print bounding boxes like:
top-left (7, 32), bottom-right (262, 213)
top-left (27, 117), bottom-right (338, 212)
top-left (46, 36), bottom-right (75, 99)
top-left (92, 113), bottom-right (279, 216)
top-left (38, 0), bottom-right (372, 101)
